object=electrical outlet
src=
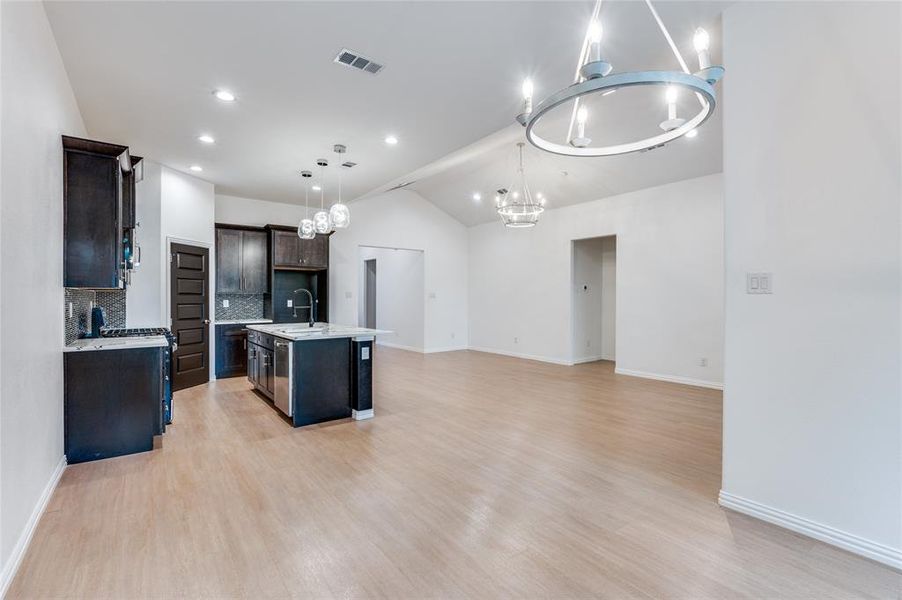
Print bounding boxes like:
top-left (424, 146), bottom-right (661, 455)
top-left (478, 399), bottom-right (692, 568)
top-left (586, 340), bottom-right (591, 348)
top-left (345, 291), bottom-right (352, 299)
top-left (222, 299), bottom-right (230, 308)
top-left (699, 357), bottom-right (708, 367)
top-left (451, 332), bottom-right (455, 339)
top-left (67, 302), bottom-right (73, 318)
top-left (287, 299), bottom-right (293, 307)
top-left (747, 272), bottom-right (773, 294)
top-left (514, 336), bottom-right (519, 344)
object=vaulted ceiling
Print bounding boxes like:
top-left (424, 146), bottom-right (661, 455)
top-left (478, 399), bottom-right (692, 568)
top-left (46, 0), bottom-right (727, 226)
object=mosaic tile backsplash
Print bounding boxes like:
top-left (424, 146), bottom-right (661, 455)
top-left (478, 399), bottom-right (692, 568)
top-left (215, 294), bottom-right (265, 321)
top-left (64, 288), bottom-right (126, 344)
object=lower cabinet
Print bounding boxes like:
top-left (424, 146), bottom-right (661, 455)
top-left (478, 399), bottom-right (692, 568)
top-left (215, 324), bottom-right (248, 378)
top-left (246, 330), bottom-right (274, 399)
top-left (64, 347), bottom-right (163, 463)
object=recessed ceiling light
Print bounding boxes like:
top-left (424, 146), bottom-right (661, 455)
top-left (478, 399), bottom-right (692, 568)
top-left (189, 165), bottom-right (203, 172)
top-left (472, 192), bottom-right (481, 201)
top-left (685, 129), bottom-right (698, 139)
top-left (213, 90), bottom-right (236, 102)
top-left (312, 185), bottom-right (322, 191)
top-left (197, 134), bottom-right (215, 144)
top-left (384, 135), bottom-right (399, 145)
top-left (536, 192), bottom-right (544, 199)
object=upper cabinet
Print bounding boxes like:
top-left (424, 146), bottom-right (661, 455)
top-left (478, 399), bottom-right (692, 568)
top-left (269, 227), bottom-right (329, 270)
top-left (215, 225), bottom-right (269, 294)
top-left (63, 135), bottom-right (141, 289)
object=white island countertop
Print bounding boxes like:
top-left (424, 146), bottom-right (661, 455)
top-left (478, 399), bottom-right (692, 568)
top-left (246, 323), bottom-right (391, 342)
top-left (64, 336), bottom-right (168, 352)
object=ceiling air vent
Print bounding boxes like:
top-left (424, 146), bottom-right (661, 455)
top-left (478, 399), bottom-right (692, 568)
top-left (334, 48), bottom-right (384, 75)
top-left (342, 161), bottom-right (357, 168)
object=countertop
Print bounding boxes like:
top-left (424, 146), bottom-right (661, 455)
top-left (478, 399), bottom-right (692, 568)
top-left (64, 336), bottom-right (168, 352)
top-left (247, 323), bottom-right (391, 342)
top-left (213, 319), bottom-right (273, 326)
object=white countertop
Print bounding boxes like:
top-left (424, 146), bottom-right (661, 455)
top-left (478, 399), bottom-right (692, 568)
top-left (214, 319), bottom-right (273, 326)
top-left (247, 323), bottom-right (391, 342)
top-left (64, 336), bottom-right (168, 353)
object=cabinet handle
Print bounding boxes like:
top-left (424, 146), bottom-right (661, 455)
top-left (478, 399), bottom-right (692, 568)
top-left (243, 339), bottom-right (247, 350)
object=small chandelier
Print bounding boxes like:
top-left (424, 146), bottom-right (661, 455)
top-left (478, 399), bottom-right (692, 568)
top-left (297, 170), bottom-right (315, 239)
top-left (313, 158), bottom-right (331, 234)
top-left (497, 143), bottom-right (544, 228)
top-left (328, 144), bottom-right (350, 229)
top-left (516, 0), bottom-right (724, 157)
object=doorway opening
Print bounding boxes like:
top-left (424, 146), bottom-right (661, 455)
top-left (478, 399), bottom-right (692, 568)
top-left (364, 259), bottom-right (377, 329)
top-left (357, 246), bottom-right (425, 352)
top-left (571, 236), bottom-right (616, 365)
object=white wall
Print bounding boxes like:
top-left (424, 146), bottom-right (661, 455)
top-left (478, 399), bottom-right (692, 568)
top-left (357, 247), bottom-right (425, 351)
top-left (216, 193), bottom-right (303, 228)
top-left (0, 1), bottom-right (86, 592)
top-left (721, 2), bottom-right (901, 567)
top-left (572, 237), bottom-right (615, 363)
top-left (126, 160), bottom-right (163, 327)
top-left (217, 189), bottom-right (469, 353)
top-left (469, 174), bottom-right (724, 386)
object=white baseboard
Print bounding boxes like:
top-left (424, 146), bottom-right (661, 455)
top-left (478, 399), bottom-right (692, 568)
top-left (718, 490), bottom-right (902, 570)
top-left (375, 341), bottom-right (424, 353)
top-left (467, 346), bottom-right (573, 366)
top-left (352, 408), bottom-right (374, 420)
top-left (614, 367), bottom-right (723, 390)
top-left (0, 456), bottom-right (67, 597)
top-left (572, 354), bottom-right (611, 365)
top-left (423, 346), bottom-right (468, 354)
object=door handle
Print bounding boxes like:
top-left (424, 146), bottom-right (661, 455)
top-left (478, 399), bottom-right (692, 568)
top-left (203, 319), bottom-right (210, 324)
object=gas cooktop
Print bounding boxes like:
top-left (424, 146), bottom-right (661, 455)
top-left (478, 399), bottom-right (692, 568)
top-left (101, 327), bottom-right (171, 338)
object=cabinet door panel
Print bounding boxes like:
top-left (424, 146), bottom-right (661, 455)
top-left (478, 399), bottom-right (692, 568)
top-left (272, 230), bottom-right (301, 268)
top-left (216, 228), bottom-right (242, 293)
top-left (215, 325), bottom-right (248, 378)
top-left (299, 235), bottom-right (328, 270)
top-left (241, 230), bottom-right (269, 293)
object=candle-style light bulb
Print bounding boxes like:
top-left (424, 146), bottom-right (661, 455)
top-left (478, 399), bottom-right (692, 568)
top-left (522, 78), bottom-right (534, 115)
top-left (693, 27), bottom-right (711, 70)
top-left (665, 86), bottom-right (678, 120)
top-left (588, 20), bottom-right (603, 62)
top-left (577, 105), bottom-right (589, 139)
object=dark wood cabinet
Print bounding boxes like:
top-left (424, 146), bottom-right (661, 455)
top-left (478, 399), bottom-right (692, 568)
top-left (246, 330), bottom-right (274, 399)
top-left (63, 136), bottom-right (142, 289)
top-left (65, 347), bottom-right (163, 463)
top-left (215, 225), bottom-right (269, 294)
top-left (215, 324), bottom-right (248, 378)
top-left (270, 227), bottom-right (329, 270)
top-left (63, 136), bottom-right (125, 288)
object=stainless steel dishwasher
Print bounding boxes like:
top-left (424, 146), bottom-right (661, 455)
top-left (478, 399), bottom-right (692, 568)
top-left (273, 339), bottom-right (292, 416)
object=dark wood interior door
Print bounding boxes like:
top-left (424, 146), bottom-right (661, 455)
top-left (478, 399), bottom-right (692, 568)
top-left (170, 242), bottom-right (210, 391)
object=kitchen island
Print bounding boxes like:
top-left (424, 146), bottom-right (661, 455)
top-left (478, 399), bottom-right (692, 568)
top-left (245, 323), bottom-right (389, 426)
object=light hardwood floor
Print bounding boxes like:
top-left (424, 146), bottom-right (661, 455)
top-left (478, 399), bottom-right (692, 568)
top-left (9, 349), bottom-right (901, 598)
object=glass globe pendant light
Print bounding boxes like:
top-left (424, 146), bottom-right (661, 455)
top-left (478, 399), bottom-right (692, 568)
top-left (328, 144), bottom-right (350, 229)
top-left (297, 170), bottom-right (315, 239)
top-left (313, 158), bottom-right (332, 234)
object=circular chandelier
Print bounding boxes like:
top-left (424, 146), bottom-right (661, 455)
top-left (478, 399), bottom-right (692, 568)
top-left (496, 142), bottom-right (545, 228)
top-left (516, 0), bottom-right (724, 157)
top-left (297, 144), bottom-right (352, 239)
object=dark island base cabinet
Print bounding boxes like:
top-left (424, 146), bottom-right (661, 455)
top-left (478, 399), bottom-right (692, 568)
top-left (291, 338), bottom-right (351, 427)
top-left (247, 331), bottom-right (274, 399)
top-left (64, 347), bottom-right (163, 464)
top-left (215, 324), bottom-right (248, 378)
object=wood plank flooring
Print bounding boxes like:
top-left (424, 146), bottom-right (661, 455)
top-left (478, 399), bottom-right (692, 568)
top-left (9, 349), bottom-right (901, 598)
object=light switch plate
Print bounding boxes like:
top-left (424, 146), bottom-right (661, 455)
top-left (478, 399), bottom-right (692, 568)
top-left (361, 347), bottom-right (370, 360)
top-left (287, 299), bottom-right (293, 307)
top-left (746, 272), bottom-right (773, 294)
top-left (222, 299), bottom-right (230, 308)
